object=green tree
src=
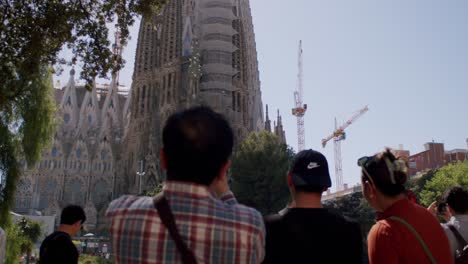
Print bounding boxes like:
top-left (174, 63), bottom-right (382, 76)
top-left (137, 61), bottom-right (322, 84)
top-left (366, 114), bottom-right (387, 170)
top-left (323, 192), bottom-right (375, 264)
top-left (143, 183), bottom-right (163, 197)
top-left (0, 66), bottom-right (56, 227)
top-left (0, 0), bottom-right (166, 93)
top-left (18, 217), bottom-right (42, 264)
top-left (5, 224), bottom-right (25, 264)
top-left (0, 0), bottom-right (166, 227)
top-left (419, 161), bottom-right (468, 207)
top-left (231, 131), bottom-right (294, 215)
top-left (406, 169), bottom-right (437, 203)
top-left (323, 192), bottom-right (375, 236)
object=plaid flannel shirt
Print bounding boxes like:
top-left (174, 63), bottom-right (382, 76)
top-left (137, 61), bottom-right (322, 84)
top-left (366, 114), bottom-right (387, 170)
top-left (106, 181), bottom-right (265, 264)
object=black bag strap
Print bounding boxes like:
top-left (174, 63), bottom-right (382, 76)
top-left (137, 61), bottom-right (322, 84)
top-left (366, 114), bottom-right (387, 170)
top-left (448, 225), bottom-right (467, 251)
top-left (154, 195), bottom-right (197, 264)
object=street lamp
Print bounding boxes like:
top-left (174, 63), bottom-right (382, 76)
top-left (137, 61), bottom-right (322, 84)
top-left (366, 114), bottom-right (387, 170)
top-left (137, 160), bottom-right (146, 194)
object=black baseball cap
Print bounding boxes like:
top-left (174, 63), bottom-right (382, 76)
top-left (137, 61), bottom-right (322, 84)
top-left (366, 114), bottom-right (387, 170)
top-left (290, 149), bottom-right (332, 188)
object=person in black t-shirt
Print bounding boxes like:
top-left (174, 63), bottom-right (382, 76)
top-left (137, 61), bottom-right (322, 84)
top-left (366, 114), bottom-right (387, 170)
top-left (263, 149), bottom-right (363, 264)
top-left (39, 205), bottom-right (86, 264)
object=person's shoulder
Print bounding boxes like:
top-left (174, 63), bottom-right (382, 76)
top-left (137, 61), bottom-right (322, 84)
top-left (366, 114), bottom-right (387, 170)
top-left (42, 232), bottom-right (72, 246)
top-left (264, 213), bottom-right (283, 225)
top-left (236, 203), bottom-right (264, 222)
top-left (369, 219), bottom-right (393, 239)
top-left (105, 195), bottom-right (153, 217)
top-left (263, 213), bottom-right (285, 235)
top-left (224, 203), bottom-right (264, 231)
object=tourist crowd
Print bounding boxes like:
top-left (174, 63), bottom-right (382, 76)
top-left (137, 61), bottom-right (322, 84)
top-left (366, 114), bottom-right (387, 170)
top-left (36, 106), bottom-right (467, 264)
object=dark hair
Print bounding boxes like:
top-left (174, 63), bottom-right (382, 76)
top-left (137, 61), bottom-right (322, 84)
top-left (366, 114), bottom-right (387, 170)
top-left (162, 106), bottom-right (234, 185)
top-left (444, 186), bottom-right (468, 214)
top-left (361, 149), bottom-right (408, 197)
top-left (60, 205), bottom-right (86, 225)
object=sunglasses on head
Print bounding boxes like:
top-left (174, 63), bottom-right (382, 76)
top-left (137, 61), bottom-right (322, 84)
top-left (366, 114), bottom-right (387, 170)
top-left (357, 156), bottom-right (376, 186)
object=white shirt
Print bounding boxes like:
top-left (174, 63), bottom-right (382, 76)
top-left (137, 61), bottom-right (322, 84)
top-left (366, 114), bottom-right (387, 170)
top-left (0, 227), bottom-right (6, 264)
top-left (442, 214), bottom-right (468, 259)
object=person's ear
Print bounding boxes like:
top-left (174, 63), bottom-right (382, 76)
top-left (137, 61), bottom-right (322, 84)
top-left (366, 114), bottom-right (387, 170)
top-left (447, 205), bottom-right (455, 216)
top-left (73, 220), bottom-right (81, 229)
top-left (160, 148), bottom-right (167, 171)
top-left (365, 181), bottom-right (377, 198)
top-left (219, 160), bottom-right (231, 177)
top-left (287, 172), bottom-right (293, 188)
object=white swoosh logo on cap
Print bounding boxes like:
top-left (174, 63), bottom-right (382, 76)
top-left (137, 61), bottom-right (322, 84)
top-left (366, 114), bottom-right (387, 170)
top-left (307, 162), bottom-right (320, 169)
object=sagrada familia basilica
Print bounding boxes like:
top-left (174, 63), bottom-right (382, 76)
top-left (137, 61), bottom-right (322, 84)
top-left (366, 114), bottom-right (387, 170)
top-left (14, 0), bottom-right (286, 232)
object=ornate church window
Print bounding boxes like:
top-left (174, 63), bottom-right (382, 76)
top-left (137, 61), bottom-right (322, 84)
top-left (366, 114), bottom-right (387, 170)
top-left (52, 147), bottom-right (58, 157)
top-left (101, 150), bottom-right (107, 160)
top-left (88, 115), bottom-right (92, 124)
top-left (64, 113), bottom-right (70, 124)
top-left (66, 96), bottom-right (71, 106)
top-left (76, 148), bottom-right (82, 158)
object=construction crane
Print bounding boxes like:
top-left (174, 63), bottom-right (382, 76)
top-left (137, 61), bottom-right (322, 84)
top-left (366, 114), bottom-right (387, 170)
top-left (291, 40), bottom-right (307, 151)
top-left (322, 106), bottom-right (369, 191)
top-left (112, 26), bottom-right (124, 85)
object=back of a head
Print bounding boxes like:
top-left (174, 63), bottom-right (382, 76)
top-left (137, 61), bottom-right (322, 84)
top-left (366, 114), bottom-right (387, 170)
top-left (60, 205), bottom-right (86, 225)
top-left (290, 149), bottom-right (331, 194)
top-left (162, 106), bottom-right (234, 185)
top-left (444, 186), bottom-right (468, 215)
top-left (362, 149), bottom-right (408, 197)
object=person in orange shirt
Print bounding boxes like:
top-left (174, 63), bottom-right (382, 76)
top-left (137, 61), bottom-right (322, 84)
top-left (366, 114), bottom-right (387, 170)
top-left (358, 149), bottom-right (452, 264)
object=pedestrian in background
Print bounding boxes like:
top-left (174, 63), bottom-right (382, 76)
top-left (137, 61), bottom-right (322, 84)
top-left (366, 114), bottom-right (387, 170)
top-left (39, 205), bottom-right (86, 264)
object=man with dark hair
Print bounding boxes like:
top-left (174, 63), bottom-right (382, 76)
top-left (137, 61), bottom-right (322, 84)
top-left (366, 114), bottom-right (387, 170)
top-left (107, 106), bottom-right (265, 263)
top-left (39, 205), bottom-right (86, 264)
top-left (263, 149), bottom-right (363, 264)
top-left (433, 186), bottom-right (468, 259)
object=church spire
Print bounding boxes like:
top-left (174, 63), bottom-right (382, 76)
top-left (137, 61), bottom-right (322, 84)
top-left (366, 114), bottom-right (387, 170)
top-left (264, 104), bottom-right (271, 132)
top-left (274, 109), bottom-right (286, 144)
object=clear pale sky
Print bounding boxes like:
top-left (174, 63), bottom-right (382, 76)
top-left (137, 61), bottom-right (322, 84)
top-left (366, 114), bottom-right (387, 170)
top-left (56, 0), bottom-right (468, 191)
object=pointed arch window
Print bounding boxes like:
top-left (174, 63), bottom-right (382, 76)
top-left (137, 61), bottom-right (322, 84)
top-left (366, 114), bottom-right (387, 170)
top-left (52, 147), bottom-right (58, 157)
top-left (66, 96), bottom-right (71, 106)
top-left (101, 150), bottom-right (107, 160)
top-left (64, 113), bottom-right (70, 124)
top-left (76, 149), bottom-right (82, 158)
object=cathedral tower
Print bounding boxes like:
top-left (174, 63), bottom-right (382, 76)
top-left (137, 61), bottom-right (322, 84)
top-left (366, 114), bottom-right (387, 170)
top-left (122, 0), bottom-right (264, 194)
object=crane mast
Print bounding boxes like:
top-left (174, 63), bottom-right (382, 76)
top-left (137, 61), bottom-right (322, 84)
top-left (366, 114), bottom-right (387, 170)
top-left (322, 106), bottom-right (369, 191)
top-left (334, 118), bottom-right (343, 191)
top-left (291, 41), bottom-right (307, 151)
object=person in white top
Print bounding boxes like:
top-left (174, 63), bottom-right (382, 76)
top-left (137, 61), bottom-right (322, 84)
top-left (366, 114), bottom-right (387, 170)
top-left (429, 186), bottom-right (468, 259)
top-left (0, 226), bottom-right (6, 264)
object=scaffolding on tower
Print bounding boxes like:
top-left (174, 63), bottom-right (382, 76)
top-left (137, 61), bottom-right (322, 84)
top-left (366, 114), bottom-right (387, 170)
top-left (291, 40), bottom-right (307, 151)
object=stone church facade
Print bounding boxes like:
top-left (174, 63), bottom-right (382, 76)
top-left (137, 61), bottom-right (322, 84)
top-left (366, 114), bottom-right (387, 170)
top-left (14, 69), bottom-right (128, 230)
top-left (14, 0), bottom-right (286, 231)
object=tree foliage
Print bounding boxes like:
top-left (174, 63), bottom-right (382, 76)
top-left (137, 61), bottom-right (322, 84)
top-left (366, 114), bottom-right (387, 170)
top-left (4, 217), bottom-right (42, 264)
top-left (0, 0), bottom-right (166, 227)
top-left (230, 131), bottom-right (294, 215)
top-left (5, 224), bottom-right (25, 264)
top-left (0, 66), bottom-right (56, 227)
top-left (18, 217), bottom-right (42, 264)
top-left (143, 183), bottom-right (163, 197)
top-left (406, 169), bottom-right (437, 204)
top-left (419, 161), bottom-right (468, 207)
top-left (323, 192), bottom-right (375, 236)
top-left (0, 0), bottom-right (166, 94)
